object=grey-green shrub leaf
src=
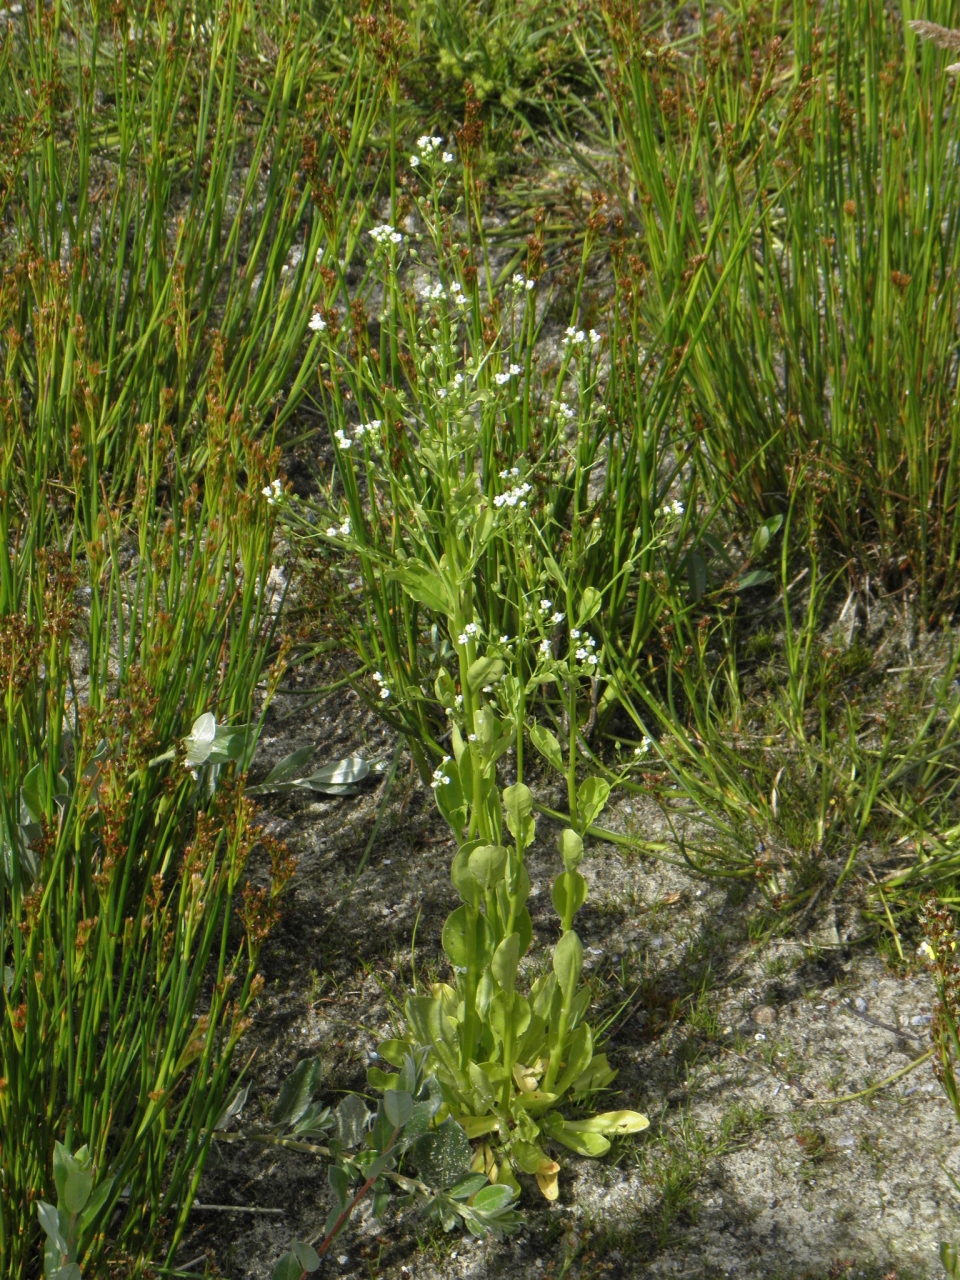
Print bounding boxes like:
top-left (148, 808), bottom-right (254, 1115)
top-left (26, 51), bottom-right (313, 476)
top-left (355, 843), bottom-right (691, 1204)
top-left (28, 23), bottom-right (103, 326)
top-left (329, 1163), bottom-right (351, 1210)
top-left (736, 568), bottom-right (774, 590)
top-left (183, 712), bottom-right (217, 765)
top-left (383, 1089), bottom-right (414, 1130)
top-left (272, 1057), bottom-right (323, 1129)
top-left (333, 1093), bottom-right (370, 1147)
top-left (36, 1201), bottom-right (66, 1253)
top-left (409, 1117), bottom-right (471, 1188)
top-left (291, 1240), bottom-right (320, 1272)
top-left (272, 1250), bottom-right (305, 1280)
top-left (261, 746), bottom-right (314, 785)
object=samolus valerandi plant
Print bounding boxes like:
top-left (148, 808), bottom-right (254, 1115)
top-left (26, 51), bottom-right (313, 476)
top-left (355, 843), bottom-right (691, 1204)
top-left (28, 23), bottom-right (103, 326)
top-left (364, 583), bottom-right (649, 1199)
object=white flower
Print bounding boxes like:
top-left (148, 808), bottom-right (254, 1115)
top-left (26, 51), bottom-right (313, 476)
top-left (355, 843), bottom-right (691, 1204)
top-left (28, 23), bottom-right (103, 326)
top-left (369, 223), bottom-right (402, 246)
top-left (326, 525), bottom-right (339, 537)
top-left (372, 671), bottom-right (385, 683)
top-left (918, 940), bottom-right (937, 962)
top-left (410, 155), bottom-right (420, 167)
top-left (584, 653), bottom-right (599, 666)
top-left (635, 736), bottom-right (653, 756)
top-left (355, 420), bottom-right (382, 440)
top-left (430, 758), bottom-right (452, 788)
top-left (539, 639), bottom-right (552, 656)
top-left (493, 483), bottom-right (531, 508)
top-left (442, 151), bottom-right (454, 163)
top-left (570, 628), bottom-right (581, 639)
top-left (558, 402), bottom-right (575, 421)
top-left (340, 518), bottom-right (351, 537)
top-left (417, 135), bottom-right (443, 155)
top-left (672, 499), bottom-right (685, 516)
top-left (565, 326), bottom-right (586, 346)
top-left (262, 479), bottom-right (283, 505)
top-left (499, 467), bottom-right (520, 479)
top-left (539, 599), bottom-right (552, 612)
top-left (499, 634), bottom-right (510, 643)
top-left (453, 373), bottom-right (464, 387)
top-left (509, 363), bottom-right (522, 376)
top-left (308, 311), bottom-right (327, 332)
top-left (589, 329), bottom-right (602, 345)
top-left (454, 694), bottom-right (463, 709)
top-left (585, 635), bottom-right (596, 648)
top-left (755, 1033), bottom-right (766, 1042)
top-left (379, 687), bottom-right (391, 700)
top-left (334, 428), bottom-right (353, 449)
top-left (512, 272), bottom-right (535, 291)
top-left (453, 292), bottom-right (469, 306)
top-left (468, 733), bottom-right (478, 742)
top-left (550, 611), bottom-right (565, 624)
top-left (436, 387), bottom-right (448, 399)
top-left (494, 371), bottom-right (510, 385)
top-left (464, 622), bottom-right (480, 636)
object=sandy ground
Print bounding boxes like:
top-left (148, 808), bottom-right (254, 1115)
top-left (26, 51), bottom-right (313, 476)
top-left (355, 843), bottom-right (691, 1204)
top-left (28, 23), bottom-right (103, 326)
top-left (171, 673), bottom-right (959, 1280)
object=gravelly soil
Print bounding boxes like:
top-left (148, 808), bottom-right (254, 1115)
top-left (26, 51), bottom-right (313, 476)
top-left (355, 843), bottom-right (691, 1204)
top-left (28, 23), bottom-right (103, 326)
top-left (172, 670), bottom-right (960, 1280)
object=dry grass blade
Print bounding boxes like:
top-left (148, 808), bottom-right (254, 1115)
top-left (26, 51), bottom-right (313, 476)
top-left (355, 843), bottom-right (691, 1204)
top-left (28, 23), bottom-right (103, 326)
top-left (908, 19), bottom-right (960, 51)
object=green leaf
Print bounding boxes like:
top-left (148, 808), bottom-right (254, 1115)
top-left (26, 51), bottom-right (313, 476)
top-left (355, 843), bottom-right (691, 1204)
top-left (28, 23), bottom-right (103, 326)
top-left (529, 722), bottom-right (564, 772)
top-left (261, 746), bottom-right (314, 785)
top-left (467, 843), bottom-right (507, 890)
top-left (751, 513), bottom-right (784, 558)
top-left (552, 929), bottom-right (583, 1001)
top-left (388, 565), bottom-right (451, 614)
top-left (578, 777), bottom-right (611, 828)
top-left (559, 828), bottom-right (584, 871)
top-left (491, 932), bottom-right (520, 992)
top-left (62, 1168), bottom-right (93, 1216)
top-left (36, 1201), bottom-right (66, 1253)
top-left (375, 1039), bottom-right (409, 1068)
top-left (553, 1022), bottom-right (594, 1096)
top-left (272, 1057), bottom-right (323, 1129)
top-left (273, 1250), bottom-right (305, 1280)
top-left (409, 1117), bottom-right (472, 1188)
top-left (329, 1163), bottom-right (351, 1210)
top-left (301, 756), bottom-right (369, 790)
top-left (51, 1267), bottom-right (82, 1280)
top-left (511, 1139), bottom-right (546, 1174)
top-left (78, 1175), bottom-right (115, 1230)
top-left (471, 1183), bottom-right (517, 1212)
top-left (552, 871), bottom-right (587, 928)
top-left (736, 568), bottom-right (774, 590)
top-left (450, 840), bottom-right (483, 907)
top-left (686, 551), bottom-right (708, 602)
top-left (291, 1240), bottom-right (320, 1272)
top-left (570, 1109), bottom-right (650, 1135)
top-left (366, 1066), bottom-right (398, 1091)
top-left (442, 904), bottom-right (493, 970)
top-left (502, 783), bottom-right (535, 847)
top-left (577, 587), bottom-right (602, 626)
top-left (466, 655), bottom-right (505, 693)
top-left (435, 668), bottom-right (457, 708)
top-left (383, 1089), bottom-right (414, 1130)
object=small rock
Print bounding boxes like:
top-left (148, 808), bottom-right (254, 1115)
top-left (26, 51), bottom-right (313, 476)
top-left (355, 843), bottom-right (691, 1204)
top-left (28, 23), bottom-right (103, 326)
top-left (854, 996), bottom-right (868, 1012)
top-left (752, 1005), bottom-right (777, 1025)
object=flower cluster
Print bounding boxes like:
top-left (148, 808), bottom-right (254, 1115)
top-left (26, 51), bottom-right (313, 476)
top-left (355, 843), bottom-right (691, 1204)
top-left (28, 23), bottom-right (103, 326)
top-left (369, 223), bottom-right (403, 246)
top-left (634, 736), bottom-right (653, 757)
top-left (494, 364), bottom-right (522, 385)
top-left (308, 311), bottom-right (327, 333)
top-left (354, 419), bottom-right (382, 442)
top-left (333, 428), bottom-right (353, 450)
top-left (656, 500), bottom-right (685, 518)
top-left (431, 757), bottom-right (453, 788)
top-left (512, 272), bottom-right (536, 291)
top-left (564, 327), bottom-right (602, 347)
top-left (494, 483), bottom-right (532, 509)
top-left (326, 517), bottom-right (351, 538)
top-left (372, 670), bottom-right (391, 700)
top-left (457, 622), bottom-right (481, 645)
top-left (261, 479), bottom-right (284, 507)
top-left (574, 634), bottom-right (598, 666)
top-left (557, 402), bottom-right (576, 422)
